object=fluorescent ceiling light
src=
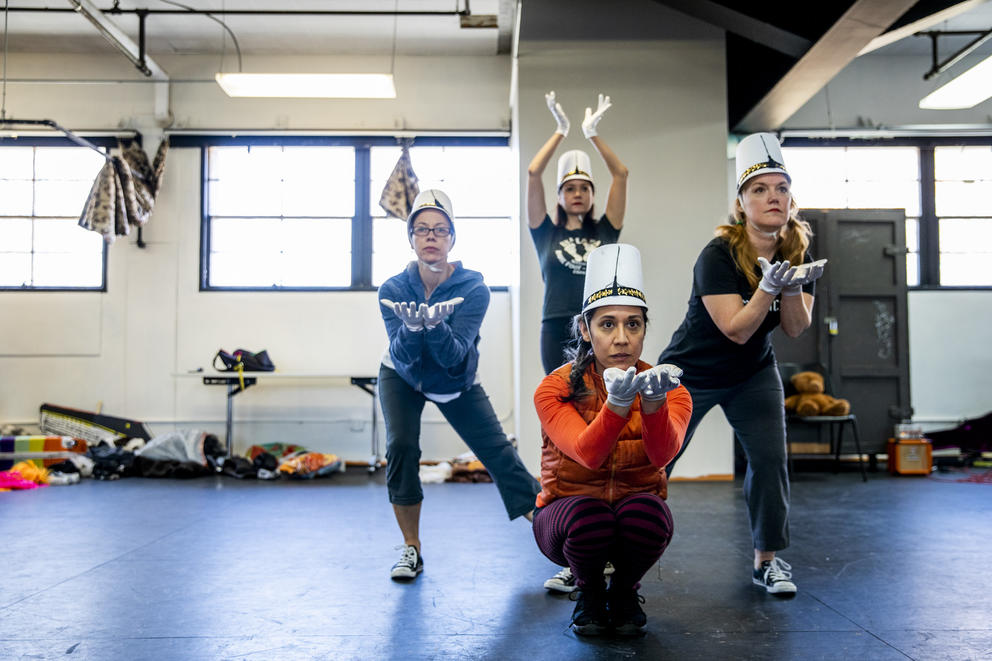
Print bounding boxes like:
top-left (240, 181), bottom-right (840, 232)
top-left (215, 73), bottom-right (396, 98)
top-left (919, 54), bottom-right (992, 109)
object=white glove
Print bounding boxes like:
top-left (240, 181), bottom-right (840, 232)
top-left (757, 257), bottom-right (798, 296)
top-left (422, 297), bottom-right (465, 329)
top-left (545, 91), bottom-right (570, 137)
top-left (581, 93), bottom-right (612, 139)
top-left (603, 366), bottom-right (639, 408)
top-left (637, 364), bottom-right (683, 402)
top-left (380, 299), bottom-right (424, 332)
top-left (782, 259), bottom-right (827, 297)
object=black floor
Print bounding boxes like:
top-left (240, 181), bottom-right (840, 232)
top-left (1, 468), bottom-right (990, 660)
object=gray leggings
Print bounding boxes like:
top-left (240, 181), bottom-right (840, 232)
top-left (378, 365), bottom-right (539, 520)
top-left (667, 362), bottom-right (790, 552)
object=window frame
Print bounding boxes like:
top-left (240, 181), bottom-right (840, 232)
top-left (175, 134), bottom-right (511, 292)
top-left (0, 136), bottom-right (113, 292)
top-left (781, 135), bottom-right (992, 291)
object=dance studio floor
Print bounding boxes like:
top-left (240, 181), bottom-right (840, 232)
top-left (1, 467), bottom-right (989, 660)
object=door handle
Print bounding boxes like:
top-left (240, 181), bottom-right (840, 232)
top-left (884, 244), bottom-right (909, 256)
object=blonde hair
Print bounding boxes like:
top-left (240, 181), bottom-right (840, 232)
top-left (717, 190), bottom-right (813, 291)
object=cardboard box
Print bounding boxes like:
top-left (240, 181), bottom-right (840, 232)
top-left (887, 438), bottom-right (932, 475)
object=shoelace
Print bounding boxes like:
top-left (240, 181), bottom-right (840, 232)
top-left (765, 557), bottom-right (793, 582)
top-left (394, 545), bottom-right (418, 568)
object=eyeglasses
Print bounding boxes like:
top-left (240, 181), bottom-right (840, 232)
top-left (411, 225), bottom-right (452, 237)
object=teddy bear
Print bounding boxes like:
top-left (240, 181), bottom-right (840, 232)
top-left (784, 371), bottom-right (851, 417)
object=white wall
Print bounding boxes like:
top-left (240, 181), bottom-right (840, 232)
top-left (513, 2), bottom-right (735, 478)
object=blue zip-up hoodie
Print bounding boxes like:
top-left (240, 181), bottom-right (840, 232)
top-left (378, 261), bottom-right (489, 395)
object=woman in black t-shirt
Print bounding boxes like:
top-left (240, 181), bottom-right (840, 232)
top-left (527, 91), bottom-right (628, 375)
top-left (659, 132), bottom-right (825, 598)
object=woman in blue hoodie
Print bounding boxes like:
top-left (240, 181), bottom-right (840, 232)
top-left (378, 189), bottom-right (540, 581)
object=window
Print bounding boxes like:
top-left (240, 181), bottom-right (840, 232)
top-left (0, 145), bottom-right (107, 289)
top-left (201, 138), bottom-right (514, 290)
top-left (782, 145), bottom-right (921, 286)
top-left (934, 146), bottom-right (992, 286)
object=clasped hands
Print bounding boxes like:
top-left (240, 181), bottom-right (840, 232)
top-left (603, 364), bottom-right (684, 408)
top-left (379, 297), bottom-right (465, 332)
top-left (757, 257), bottom-right (827, 296)
top-left (545, 90), bottom-right (613, 139)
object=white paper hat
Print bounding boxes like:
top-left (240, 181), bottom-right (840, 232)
top-left (735, 132), bottom-right (790, 191)
top-left (407, 189), bottom-right (454, 236)
top-left (557, 149), bottom-right (594, 190)
top-left (581, 243), bottom-right (647, 314)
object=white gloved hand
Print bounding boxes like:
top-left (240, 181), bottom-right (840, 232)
top-left (757, 257), bottom-right (798, 296)
top-left (782, 258), bottom-right (827, 297)
top-left (380, 299), bottom-right (424, 332)
top-left (423, 297), bottom-right (465, 329)
top-left (603, 365), bottom-right (640, 408)
top-left (637, 364), bottom-right (683, 402)
top-left (545, 90), bottom-right (570, 137)
top-left (581, 93), bottom-right (612, 139)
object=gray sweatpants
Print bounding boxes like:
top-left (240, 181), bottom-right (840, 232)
top-left (666, 362), bottom-right (790, 552)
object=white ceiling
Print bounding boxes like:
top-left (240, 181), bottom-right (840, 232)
top-left (0, 0), bottom-right (508, 56)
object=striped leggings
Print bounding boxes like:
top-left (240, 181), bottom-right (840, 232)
top-left (532, 493), bottom-right (673, 592)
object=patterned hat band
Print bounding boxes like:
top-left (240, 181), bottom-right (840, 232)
top-left (737, 160), bottom-right (788, 188)
top-left (560, 168), bottom-right (591, 184)
top-left (583, 285), bottom-right (646, 309)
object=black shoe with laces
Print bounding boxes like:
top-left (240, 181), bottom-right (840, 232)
top-left (570, 588), bottom-right (610, 636)
top-left (609, 587), bottom-right (647, 636)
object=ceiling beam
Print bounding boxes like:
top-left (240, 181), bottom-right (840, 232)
top-left (859, 0), bottom-right (992, 55)
top-left (735, 0), bottom-right (919, 133)
top-left (652, 0), bottom-right (811, 57)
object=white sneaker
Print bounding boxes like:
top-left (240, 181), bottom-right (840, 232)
top-left (544, 566), bottom-right (577, 593)
top-left (390, 545), bottom-right (423, 580)
top-left (753, 557), bottom-right (797, 595)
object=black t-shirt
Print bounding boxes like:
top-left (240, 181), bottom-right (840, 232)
top-left (530, 214), bottom-right (621, 320)
top-left (659, 237), bottom-right (815, 389)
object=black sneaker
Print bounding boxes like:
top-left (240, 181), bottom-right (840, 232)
top-left (569, 588), bottom-right (609, 636)
top-left (753, 557), bottom-right (797, 596)
top-left (390, 545), bottom-right (423, 580)
top-left (609, 587), bottom-right (647, 637)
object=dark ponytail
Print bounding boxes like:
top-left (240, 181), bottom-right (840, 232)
top-left (561, 313), bottom-right (595, 403)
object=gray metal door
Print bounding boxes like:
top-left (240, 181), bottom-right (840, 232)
top-left (774, 209), bottom-right (912, 455)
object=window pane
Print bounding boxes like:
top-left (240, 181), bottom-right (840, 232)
top-left (906, 254), bottom-right (920, 287)
top-left (0, 147), bottom-right (34, 178)
top-left (847, 180), bottom-right (920, 216)
top-left (34, 218), bottom-right (103, 253)
top-left (935, 145), bottom-right (992, 181)
top-left (905, 218), bottom-right (919, 287)
top-left (0, 179), bottom-right (34, 215)
top-left (34, 147), bottom-right (105, 181)
top-left (0, 217), bottom-right (33, 251)
top-left (34, 179), bottom-right (94, 217)
top-left (934, 181), bottom-right (992, 217)
top-left (33, 252), bottom-right (103, 287)
top-left (0, 253), bottom-right (31, 286)
top-left (939, 218), bottom-right (992, 252)
top-left (940, 253), bottom-right (992, 286)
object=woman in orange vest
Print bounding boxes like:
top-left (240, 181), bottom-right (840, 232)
top-left (532, 243), bottom-right (693, 637)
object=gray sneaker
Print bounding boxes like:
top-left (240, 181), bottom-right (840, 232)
top-left (390, 545), bottom-right (423, 580)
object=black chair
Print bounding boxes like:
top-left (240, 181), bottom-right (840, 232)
top-left (778, 361), bottom-right (867, 481)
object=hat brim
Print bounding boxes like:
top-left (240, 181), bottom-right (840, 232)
top-left (558, 173), bottom-right (594, 190)
top-left (738, 166), bottom-right (790, 191)
top-left (583, 295), bottom-right (648, 315)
